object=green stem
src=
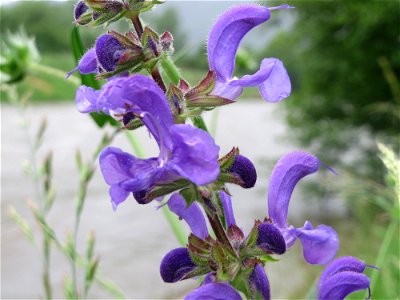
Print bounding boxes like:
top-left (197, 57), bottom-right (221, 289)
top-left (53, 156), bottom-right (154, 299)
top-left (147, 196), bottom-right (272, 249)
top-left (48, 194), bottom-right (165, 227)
top-left (370, 220), bottom-right (397, 294)
top-left (162, 205), bottom-right (187, 246)
top-left (125, 131), bottom-right (145, 158)
top-left (192, 116), bottom-right (210, 133)
top-left (30, 62), bottom-right (81, 87)
top-left (160, 56), bottom-right (181, 85)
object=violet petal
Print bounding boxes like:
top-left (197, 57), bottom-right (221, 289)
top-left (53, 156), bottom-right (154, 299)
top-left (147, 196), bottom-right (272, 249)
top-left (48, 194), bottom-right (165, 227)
top-left (208, 4), bottom-right (270, 82)
top-left (99, 75), bottom-right (174, 149)
top-left (318, 271), bottom-right (370, 300)
top-left (75, 85), bottom-right (102, 113)
top-left (293, 221), bottom-right (339, 265)
top-left (268, 152), bottom-right (320, 228)
top-left (160, 248), bottom-right (197, 283)
top-left (99, 147), bottom-right (157, 208)
top-left (168, 124), bottom-right (220, 185)
top-left (78, 48), bottom-right (97, 74)
top-left (219, 191), bottom-right (236, 227)
top-left (249, 264), bottom-right (270, 300)
top-left (185, 282), bottom-right (242, 300)
top-left (168, 193), bottom-right (209, 240)
top-left (318, 256), bottom-right (367, 291)
top-left (231, 58), bottom-right (291, 103)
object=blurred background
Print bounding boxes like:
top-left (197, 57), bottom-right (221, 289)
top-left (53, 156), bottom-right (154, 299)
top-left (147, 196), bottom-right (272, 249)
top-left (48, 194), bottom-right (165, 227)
top-left (1, 1), bottom-right (399, 299)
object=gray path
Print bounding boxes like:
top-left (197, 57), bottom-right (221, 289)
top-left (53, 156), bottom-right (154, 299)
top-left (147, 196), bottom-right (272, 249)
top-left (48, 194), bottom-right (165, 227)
top-left (1, 102), bottom-right (339, 299)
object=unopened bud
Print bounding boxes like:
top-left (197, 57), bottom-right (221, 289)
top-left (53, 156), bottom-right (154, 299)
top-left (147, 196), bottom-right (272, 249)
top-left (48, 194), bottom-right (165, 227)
top-left (95, 34), bottom-right (126, 72)
top-left (228, 154), bottom-right (257, 188)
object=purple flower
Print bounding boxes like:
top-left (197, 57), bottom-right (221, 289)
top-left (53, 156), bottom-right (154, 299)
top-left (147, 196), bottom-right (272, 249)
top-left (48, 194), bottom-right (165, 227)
top-left (268, 152), bottom-right (339, 265)
top-left (76, 75), bottom-right (220, 208)
top-left (208, 4), bottom-right (292, 102)
top-left (318, 256), bottom-right (371, 300)
top-left (67, 34), bottom-right (126, 78)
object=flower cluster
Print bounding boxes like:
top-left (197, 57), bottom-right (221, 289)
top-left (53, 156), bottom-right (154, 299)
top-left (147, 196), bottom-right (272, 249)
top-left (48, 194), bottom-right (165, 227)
top-left (70, 2), bottom-right (374, 299)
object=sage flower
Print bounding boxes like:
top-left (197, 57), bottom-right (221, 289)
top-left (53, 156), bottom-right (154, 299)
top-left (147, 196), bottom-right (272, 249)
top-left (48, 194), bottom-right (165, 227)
top-left (75, 75), bottom-right (220, 208)
top-left (268, 151), bottom-right (339, 264)
top-left (67, 34), bottom-right (126, 77)
top-left (208, 4), bottom-right (292, 102)
top-left (318, 256), bottom-right (371, 300)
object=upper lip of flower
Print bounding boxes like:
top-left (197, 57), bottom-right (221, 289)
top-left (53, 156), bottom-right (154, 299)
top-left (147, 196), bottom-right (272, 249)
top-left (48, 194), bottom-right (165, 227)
top-left (207, 4), bottom-right (292, 102)
top-left (267, 151), bottom-right (339, 265)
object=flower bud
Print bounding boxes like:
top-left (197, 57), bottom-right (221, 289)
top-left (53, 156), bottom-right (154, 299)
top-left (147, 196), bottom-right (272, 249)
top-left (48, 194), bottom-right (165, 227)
top-left (160, 248), bottom-right (197, 283)
top-left (133, 190), bottom-right (149, 204)
top-left (228, 154), bottom-right (257, 188)
top-left (74, 1), bottom-right (91, 25)
top-left (95, 34), bottom-right (126, 72)
top-left (257, 223), bottom-right (286, 255)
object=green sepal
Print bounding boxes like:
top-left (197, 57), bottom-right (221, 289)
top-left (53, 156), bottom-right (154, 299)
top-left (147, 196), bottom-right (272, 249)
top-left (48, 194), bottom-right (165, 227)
top-left (74, 11), bottom-right (93, 25)
top-left (123, 118), bottom-right (144, 130)
top-left (243, 221), bottom-right (260, 248)
top-left (187, 95), bottom-right (234, 108)
top-left (126, 0), bottom-right (164, 14)
top-left (145, 179), bottom-right (189, 201)
top-left (180, 266), bottom-right (211, 281)
top-left (84, 0), bottom-right (123, 12)
top-left (167, 84), bottom-right (185, 115)
top-left (90, 10), bottom-right (126, 27)
top-left (179, 185), bottom-right (202, 207)
top-left (186, 70), bottom-right (216, 99)
top-left (217, 172), bottom-right (245, 187)
top-left (141, 26), bottom-right (160, 58)
top-left (219, 147), bottom-right (239, 171)
top-left (108, 30), bottom-right (142, 49)
top-left (230, 266), bottom-right (254, 299)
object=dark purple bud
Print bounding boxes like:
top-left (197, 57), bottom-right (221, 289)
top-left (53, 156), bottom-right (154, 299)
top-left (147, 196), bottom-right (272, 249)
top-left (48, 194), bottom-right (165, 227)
top-left (132, 190), bottom-right (150, 204)
top-left (74, 1), bottom-right (89, 22)
top-left (122, 112), bottom-right (136, 126)
top-left (95, 34), bottom-right (126, 72)
top-left (249, 264), bottom-right (270, 300)
top-left (160, 248), bottom-right (197, 283)
top-left (257, 223), bottom-right (286, 255)
top-left (228, 154), bottom-right (257, 188)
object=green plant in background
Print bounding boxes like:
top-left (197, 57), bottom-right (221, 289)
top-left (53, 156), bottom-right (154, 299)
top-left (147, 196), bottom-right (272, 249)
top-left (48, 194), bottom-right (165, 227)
top-left (265, 0), bottom-right (399, 180)
top-left (0, 29), bottom-right (40, 84)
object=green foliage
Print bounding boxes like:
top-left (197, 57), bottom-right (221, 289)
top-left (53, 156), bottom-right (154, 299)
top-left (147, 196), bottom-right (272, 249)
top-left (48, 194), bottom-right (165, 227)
top-left (0, 1), bottom-right (100, 53)
top-left (266, 0), bottom-right (399, 173)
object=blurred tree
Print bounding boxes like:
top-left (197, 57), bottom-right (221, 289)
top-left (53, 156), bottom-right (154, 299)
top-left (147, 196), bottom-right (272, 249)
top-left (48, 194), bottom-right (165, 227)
top-left (265, 0), bottom-right (399, 181)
